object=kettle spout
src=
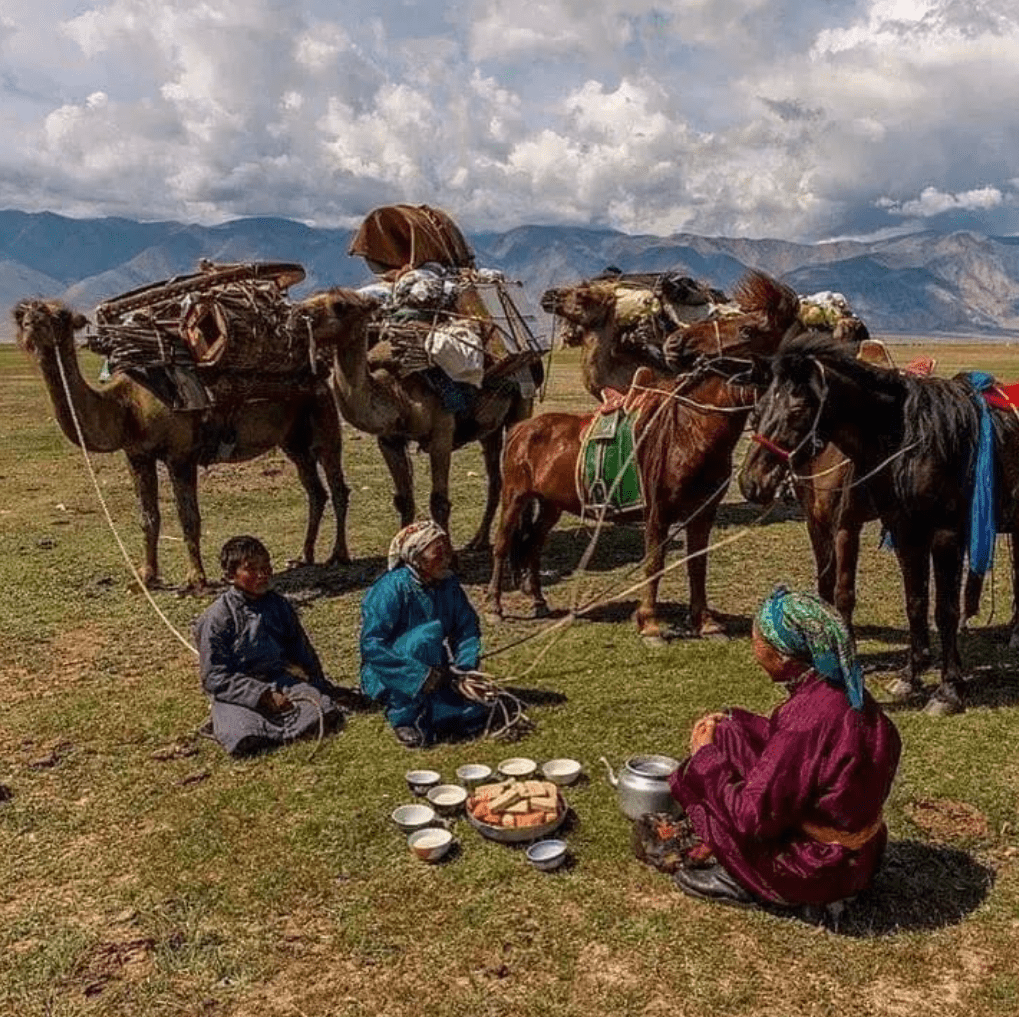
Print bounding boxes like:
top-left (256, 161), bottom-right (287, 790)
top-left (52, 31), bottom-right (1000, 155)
top-left (599, 756), bottom-right (618, 788)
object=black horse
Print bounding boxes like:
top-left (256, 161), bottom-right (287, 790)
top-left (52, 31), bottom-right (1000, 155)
top-left (740, 331), bottom-right (1019, 715)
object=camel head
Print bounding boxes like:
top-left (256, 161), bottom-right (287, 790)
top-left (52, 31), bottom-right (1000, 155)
top-left (294, 287), bottom-right (381, 350)
top-left (541, 282), bottom-right (616, 334)
top-left (14, 300), bottom-right (88, 356)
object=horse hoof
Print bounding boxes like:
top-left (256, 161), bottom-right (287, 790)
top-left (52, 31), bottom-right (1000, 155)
top-left (923, 695), bottom-right (964, 717)
top-left (640, 633), bottom-right (669, 648)
top-left (1009, 632), bottom-right (1019, 652)
top-left (485, 611), bottom-right (504, 626)
top-left (886, 677), bottom-right (921, 701)
top-left (698, 622), bottom-right (729, 640)
top-left (529, 602), bottom-right (550, 619)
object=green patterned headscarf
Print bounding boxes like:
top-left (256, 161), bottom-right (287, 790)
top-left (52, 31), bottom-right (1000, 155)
top-left (755, 585), bottom-right (865, 710)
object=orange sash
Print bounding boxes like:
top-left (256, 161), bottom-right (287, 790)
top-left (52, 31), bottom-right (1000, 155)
top-left (801, 815), bottom-right (884, 851)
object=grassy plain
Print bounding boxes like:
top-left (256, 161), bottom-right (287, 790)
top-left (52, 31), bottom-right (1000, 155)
top-left (2, 339), bottom-right (1019, 1016)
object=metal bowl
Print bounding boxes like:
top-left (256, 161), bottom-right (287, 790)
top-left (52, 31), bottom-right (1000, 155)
top-left (497, 756), bottom-right (538, 779)
top-left (426, 783), bottom-right (468, 815)
top-left (408, 827), bottom-right (453, 863)
top-left (391, 803), bottom-right (437, 833)
top-left (526, 838), bottom-right (568, 871)
top-left (541, 758), bottom-right (582, 786)
top-left (405, 769), bottom-right (441, 796)
top-left (455, 763), bottom-right (493, 788)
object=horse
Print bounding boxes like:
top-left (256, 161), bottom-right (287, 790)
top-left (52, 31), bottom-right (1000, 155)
top-left (739, 331), bottom-right (1019, 715)
top-left (484, 271), bottom-right (800, 641)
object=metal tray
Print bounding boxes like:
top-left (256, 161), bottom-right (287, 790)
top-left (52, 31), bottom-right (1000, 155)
top-left (465, 794), bottom-right (568, 843)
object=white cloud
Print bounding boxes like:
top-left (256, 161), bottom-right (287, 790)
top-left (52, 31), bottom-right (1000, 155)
top-left (883, 185), bottom-right (1005, 218)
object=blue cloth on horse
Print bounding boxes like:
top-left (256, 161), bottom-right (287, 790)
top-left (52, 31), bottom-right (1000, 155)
top-left (359, 566), bottom-right (489, 741)
top-left (965, 371), bottom-right (998, 577)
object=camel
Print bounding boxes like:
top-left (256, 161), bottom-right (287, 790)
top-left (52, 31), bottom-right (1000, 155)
top-left (298, 287), bottom-right (538, 550)
top-left (16, 299), bottom-right (351, 590)
top-left (541, 281), bottom-right (673, 401)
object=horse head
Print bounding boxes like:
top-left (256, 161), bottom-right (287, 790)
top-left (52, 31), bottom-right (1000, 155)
top-left (739, 339), bottom-right (833, 504)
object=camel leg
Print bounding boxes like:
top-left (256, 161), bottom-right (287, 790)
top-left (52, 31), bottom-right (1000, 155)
top-left (925, 529), bottom-right (966, 715)
top-left (378, 436), bottom-right (415, 526)
top-left (463, 428), bottom-right (504, 553)
top-left (308, 402), bottom-right (351, 566)
top-left (284, 447), bottom-right (329, 566)
top-left (166, 460), bottom-right (207, 591)
top-left (127, 453), bottom-right (161, 588)
top-left (427, 432), bottom-right (454, 532)
top-left (686, 506), bottom-right (727, 638)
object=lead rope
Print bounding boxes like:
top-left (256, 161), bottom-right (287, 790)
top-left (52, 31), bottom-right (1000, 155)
top-left (452, 668), bottom-right (534, 741)
top-left (54, 343), bottom-right (199, 657)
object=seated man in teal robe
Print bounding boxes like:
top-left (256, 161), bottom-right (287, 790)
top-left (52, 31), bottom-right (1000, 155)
top-left (359, 521), bottom-right (491, 747)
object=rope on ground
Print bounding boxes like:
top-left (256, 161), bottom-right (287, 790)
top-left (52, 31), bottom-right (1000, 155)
top-left (284, 691), bottom-right (328, 761)
top-left (453, 669), bottom-right (534, 740)
top-left (55, 345), bottom-right (199, 657)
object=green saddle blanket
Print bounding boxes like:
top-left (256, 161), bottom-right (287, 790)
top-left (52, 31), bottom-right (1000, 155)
top-left (578, 408), bottom-right (645, 514)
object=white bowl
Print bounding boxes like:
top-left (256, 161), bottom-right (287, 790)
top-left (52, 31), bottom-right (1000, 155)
top-left (405, 769), bottom-right (441, 796)
top-left (526, 839), bottom-right (568, 871)
top-left (426, 783), bottom-right (468, 815)
top-left (541, 758), bottom-right (582, 786)
top-left (408, 827), bottom-right (453, 863)
top-left (498, 756), bottom-right (538, 779)
top-left (455, 763), bottom-right (493, 788)
top-left (391, 803), bottom-right (437, 833)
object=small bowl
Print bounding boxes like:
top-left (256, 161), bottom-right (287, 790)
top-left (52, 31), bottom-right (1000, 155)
top-left (541, 758), bottom-right (582, 786)
top-left (426, 783), bottom-right (468, 815)
top-left (526, 839), bottom-right (568, 872)
top-left (408, 827), bottom-right (453, 863)
top-left (498, 756), bottom-right (538, 779)
top-left (455, 763), bottom-right (493, 788)
top-left (405, 769), bottom-right (441, 796)
top-left (391, 803), bottom-right (437, 833)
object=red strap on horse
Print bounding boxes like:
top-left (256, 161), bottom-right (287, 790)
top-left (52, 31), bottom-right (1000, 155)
top-left (750, 433), bottom-right (791, 461)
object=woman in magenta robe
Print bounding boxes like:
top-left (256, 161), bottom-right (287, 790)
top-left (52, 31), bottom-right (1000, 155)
top-left (668, 586), bottom-right (901, 908)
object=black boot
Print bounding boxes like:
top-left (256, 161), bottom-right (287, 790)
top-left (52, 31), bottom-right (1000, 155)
top-left (393, 725), bottom-right (426, 748)
top-left (674, 864), bottom-right (759, 908)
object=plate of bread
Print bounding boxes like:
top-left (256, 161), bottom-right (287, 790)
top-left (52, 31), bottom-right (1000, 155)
top-left (466, 778), bottom-right (568, 842)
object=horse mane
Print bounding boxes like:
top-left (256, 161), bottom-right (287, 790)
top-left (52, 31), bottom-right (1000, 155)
top-left (775, 330), bottom-right (982, 500)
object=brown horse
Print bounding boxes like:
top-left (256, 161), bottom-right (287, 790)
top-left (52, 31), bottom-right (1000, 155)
top-left (486, 271), bottom-right (801, 640)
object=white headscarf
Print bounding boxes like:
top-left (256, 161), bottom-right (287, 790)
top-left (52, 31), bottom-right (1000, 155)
top-left (387, 520), bottom-right (448, 572)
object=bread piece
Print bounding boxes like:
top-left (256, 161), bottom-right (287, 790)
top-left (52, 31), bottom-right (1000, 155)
top-left (501, 814), bottom-right (516, 828)
top-left (474, 780), bottom-right (513, 801)
top-left (529, 794), bottom-right (557, 812)
top-left (516, 811), bottom-right (546, 828)
top-left (490, 784), bottom-right (526, 812)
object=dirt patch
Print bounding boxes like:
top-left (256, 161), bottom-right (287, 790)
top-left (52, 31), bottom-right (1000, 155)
top-left (905, 798), bottom-right (989, 840)
top-left (72, 932), bottom-right (156, 999)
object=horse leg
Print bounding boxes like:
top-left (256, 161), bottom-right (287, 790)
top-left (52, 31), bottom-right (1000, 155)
top-left (686, 507), bottom-right (727, 638)
top-left (925, 530), bottom-right (966, 715)
top-left (520, 502), bottom-right (560, 618)
top-left (886, 538), bottom-right (932, 699)
top-left (486, 488), bottom-right (529, 622)
top-left (635, 511), bottom-right (668, 644)
top-left (127, 453), bottom-right (161, 588)
top-left (463, 428), bottom-right (503, 552)
top-left (378, 436), bottom-right (415, 526)
top-left (283, 445), bottom-right (328, 566)
top-left (1009, 536), bottom-right (1019, 650)
top-left (166, 459), bottom-right (207, 592)
top-left (833, 518), bottom-right (861, 633)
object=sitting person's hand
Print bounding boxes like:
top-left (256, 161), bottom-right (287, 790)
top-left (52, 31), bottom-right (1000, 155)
top-left (259, 688), bottom-right (294, 714)
top-left (421, 666), bottom-right (448, 694)
top-left (689, 712), bottom-right (726, 754)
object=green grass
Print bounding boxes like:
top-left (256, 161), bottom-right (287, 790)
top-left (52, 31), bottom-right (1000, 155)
top-left (2, 340), bottom-right (1019, 1016)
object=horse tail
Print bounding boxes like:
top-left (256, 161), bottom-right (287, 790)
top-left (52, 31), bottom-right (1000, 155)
top-left (733, 270), bottom-right (800, 332)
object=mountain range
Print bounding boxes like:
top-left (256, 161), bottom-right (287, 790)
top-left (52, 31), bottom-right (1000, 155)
top-left (3, 209), bottom-right (1019, 341)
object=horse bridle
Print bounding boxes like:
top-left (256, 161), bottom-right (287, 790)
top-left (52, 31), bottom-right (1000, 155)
top-left (749, 357), bottom-right (830, 468)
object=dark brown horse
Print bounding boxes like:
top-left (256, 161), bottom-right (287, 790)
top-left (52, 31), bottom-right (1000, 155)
top-left (485, 271), bottom-right (801, 641)
top-left (740, 331), bottom-right (1019, 715)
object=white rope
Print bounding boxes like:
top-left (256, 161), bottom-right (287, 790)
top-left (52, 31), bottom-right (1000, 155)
top-left (54, 344), bottom-right (199, 657)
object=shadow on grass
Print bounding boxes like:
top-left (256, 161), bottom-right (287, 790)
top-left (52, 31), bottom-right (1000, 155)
top-left (805, 839), bottom-right (995, 937)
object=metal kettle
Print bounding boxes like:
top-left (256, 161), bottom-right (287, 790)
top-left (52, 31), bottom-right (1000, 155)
top-left (600, 754), bottom-right (681, 821)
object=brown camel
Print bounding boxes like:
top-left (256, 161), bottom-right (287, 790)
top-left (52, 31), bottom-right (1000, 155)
top-left (299, 287), bottom-right (537, 549)
top-left (16, 299), bottom-right (351, 590)
top-left (541, 281), bottom-right (673, 401)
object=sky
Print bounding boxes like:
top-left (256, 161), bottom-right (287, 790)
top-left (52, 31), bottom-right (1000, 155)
top-left (1, 0), bottom-right (1018, 242)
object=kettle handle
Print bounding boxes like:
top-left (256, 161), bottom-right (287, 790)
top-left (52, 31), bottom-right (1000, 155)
top-left (599, 756), bottom-right (618, 788)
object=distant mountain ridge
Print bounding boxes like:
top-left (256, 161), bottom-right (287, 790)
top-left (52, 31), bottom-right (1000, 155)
top-left (2, 209), bottom-right (1019, 341)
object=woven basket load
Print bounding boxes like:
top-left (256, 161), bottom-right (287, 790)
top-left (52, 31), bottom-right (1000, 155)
top-left (89, 261), bottom-right (313, 378)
